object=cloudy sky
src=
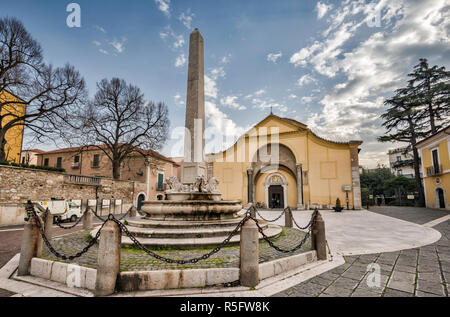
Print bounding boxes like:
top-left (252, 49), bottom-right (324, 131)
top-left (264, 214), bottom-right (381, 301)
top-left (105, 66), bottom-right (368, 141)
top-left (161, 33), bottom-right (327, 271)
top-left (3, 0), bottom-right (449, 167)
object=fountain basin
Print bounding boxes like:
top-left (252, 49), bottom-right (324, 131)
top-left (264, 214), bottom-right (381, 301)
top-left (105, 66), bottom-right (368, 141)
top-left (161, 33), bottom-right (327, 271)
top-left (141, 200), bottom-right (243, 221)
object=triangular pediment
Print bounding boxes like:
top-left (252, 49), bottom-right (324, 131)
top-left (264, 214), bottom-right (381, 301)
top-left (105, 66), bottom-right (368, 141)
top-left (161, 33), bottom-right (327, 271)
top-left (253, 114), bottom-right (307, 134)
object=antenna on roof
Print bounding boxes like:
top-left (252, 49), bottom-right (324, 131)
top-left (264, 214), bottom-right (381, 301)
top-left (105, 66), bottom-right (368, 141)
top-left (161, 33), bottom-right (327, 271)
top-left (270, 105), bottom-right (273, 115)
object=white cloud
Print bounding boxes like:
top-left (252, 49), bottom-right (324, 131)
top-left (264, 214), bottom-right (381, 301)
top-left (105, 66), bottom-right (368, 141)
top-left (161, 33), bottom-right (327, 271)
top-left (300, 0), bottom-right (450, 167)
top-left (220, 96), bottom-right (246, 111)
top-left (254, 89), bottom-right (265, 96)
top-left (155, 0), bottom-right (170, 17)
top-left (160, 26), bottom-right (185, 49)
top-left (179, 9), bottom-right (195, 29)
top-left (205, 75), bottom-right (218, 99)
top-left (92, 40), bottom-right (101, 47)
top-left (297, 74), bottom-right (316, 86)
top-left (110, 38), bottom-right (127, 53)
top-left (301, 96), bottom-right (313, 103)
top-left (316, 2), bottom-right (333, 20)
top-left (174, 94), bottom-right (184, 105)
top-left (99, 49), bottom-right (109, 55)
top-left (175, 54), bottom-right (186, 68)
top-left (267, 52), bottom-right (283, 63)
top-left (288, 94), bottom-right (297, 99)
top-left (95, 25), bottom-right (106, 33)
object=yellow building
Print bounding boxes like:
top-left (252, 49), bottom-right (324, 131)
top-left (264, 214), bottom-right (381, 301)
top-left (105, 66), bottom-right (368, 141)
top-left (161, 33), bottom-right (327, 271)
top-left (0, 90), bottom-right (25, 163)
top-left (207, 114), bottom-right (363, 210)
top-left (416, 126), bottom-right (450, 210)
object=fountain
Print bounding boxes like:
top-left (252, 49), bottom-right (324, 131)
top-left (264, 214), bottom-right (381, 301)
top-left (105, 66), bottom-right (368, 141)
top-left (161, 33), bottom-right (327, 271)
top-left (110, 29), bottom-right (281, 248)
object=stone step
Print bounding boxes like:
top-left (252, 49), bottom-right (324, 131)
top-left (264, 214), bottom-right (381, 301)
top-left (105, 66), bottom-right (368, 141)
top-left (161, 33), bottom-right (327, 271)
top-left (119, 225), bottom-right (283, 249)
top-left (126, 217), bottom-right (244, 229)
top-left (122, 222), bottom-right (269, 239)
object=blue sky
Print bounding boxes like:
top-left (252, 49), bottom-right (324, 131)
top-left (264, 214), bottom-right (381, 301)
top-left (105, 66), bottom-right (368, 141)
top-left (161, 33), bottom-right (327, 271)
top-left (3, 0), bottom-right (450, 167)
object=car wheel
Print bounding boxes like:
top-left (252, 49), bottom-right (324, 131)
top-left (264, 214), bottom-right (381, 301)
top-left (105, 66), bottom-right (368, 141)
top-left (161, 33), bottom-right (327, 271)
top-left (70, 215), bottom-right (77, 222)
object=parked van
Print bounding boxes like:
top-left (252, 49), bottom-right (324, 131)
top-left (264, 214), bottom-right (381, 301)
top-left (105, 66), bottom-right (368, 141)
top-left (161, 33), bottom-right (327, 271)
top-left (39, 199), bottom-right (83, 223)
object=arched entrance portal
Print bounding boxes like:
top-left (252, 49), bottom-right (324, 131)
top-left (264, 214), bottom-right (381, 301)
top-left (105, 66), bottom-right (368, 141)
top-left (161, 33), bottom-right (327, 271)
top-left (137, 194), bottom-right (146, 211)
top-left (436, 188), bottom-right (446, 209)
top-left (265, 173), bottom-right (288, 209)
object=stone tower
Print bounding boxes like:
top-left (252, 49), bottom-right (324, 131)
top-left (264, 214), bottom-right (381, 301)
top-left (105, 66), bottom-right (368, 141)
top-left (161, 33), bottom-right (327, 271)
top-left (182, 28), bottom-right (206, 184)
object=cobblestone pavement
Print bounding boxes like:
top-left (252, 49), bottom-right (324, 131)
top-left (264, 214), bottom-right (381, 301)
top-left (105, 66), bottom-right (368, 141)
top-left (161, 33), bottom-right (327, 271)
top-left (274, 207), bottom-right (450, 297)
top-left (40, 227), bottom-right (311, 271)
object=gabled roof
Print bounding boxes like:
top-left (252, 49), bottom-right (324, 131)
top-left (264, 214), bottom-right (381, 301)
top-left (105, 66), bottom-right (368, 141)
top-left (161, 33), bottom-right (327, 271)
top-left (416, 125), bottom-right (450, 148)
top-left (36, 145), bottom-right (179, 166)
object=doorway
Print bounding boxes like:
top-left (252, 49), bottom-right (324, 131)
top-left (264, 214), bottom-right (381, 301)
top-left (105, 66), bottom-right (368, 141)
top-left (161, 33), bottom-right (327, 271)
top-left (137, 194), bottom-right (146, 211)
top-left (436, 188), bottom-right (445, 209)
top-left (269, 185), bottom-right (284, 209)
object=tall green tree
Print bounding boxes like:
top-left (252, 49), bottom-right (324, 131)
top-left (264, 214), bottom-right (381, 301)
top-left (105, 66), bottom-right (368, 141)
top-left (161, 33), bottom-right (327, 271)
top-left (407, 58), bottom-right (450, 134)
top-left (378, 88), bottom-right (428, 206)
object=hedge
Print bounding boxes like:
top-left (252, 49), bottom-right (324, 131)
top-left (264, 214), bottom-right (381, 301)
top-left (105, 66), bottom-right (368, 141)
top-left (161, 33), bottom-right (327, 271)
top-left (0, 161), bottom-right (66, 173)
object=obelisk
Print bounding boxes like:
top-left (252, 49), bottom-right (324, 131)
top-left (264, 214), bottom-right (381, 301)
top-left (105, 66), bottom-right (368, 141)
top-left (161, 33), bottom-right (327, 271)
top-left (182, 28), bottom-right (206, 184)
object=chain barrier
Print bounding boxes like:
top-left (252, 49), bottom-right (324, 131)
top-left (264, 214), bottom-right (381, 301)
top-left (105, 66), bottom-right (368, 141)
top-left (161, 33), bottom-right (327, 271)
top-left (92, 208), bottom-right (129, 222)
top-left (251, 209), bottom-right (319, 254)
top-left (111, 213), bottom-right (252, 265)
top-left (254, 206), bottom-right (286, 223)
top-left (24, 201), bottom-right (319, 264)
top-left (26, 202), bottom-right (109, 261)
top-left (53, 210), bottom-right (85, 230)
top-left (291, 209), bottom-right (316, 230)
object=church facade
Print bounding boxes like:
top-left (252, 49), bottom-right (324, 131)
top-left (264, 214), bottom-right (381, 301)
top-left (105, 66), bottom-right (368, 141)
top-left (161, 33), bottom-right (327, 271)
top-left (207, 114), bottom-right (363, 210)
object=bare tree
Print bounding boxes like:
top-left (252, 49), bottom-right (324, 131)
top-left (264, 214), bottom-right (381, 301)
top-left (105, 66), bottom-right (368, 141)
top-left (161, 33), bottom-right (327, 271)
top-left (74, 78), bottom-right (169, 180)
top-left (0, 17), bottom-right (86, 161)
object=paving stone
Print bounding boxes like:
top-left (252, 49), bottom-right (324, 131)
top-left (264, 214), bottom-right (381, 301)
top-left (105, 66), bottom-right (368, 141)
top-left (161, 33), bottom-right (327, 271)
top-left (331, 277), bottom-right (360, 290)
top-left (394, 265), bottom-right (417, 274)
top-left (415, 290), bottom-right (442, 297)
top-left (318, 271), bottom-right (340, 281)
top-left (417, 272), bottom-right (442, 283)
top-left (383, 288), bottom-right (413, 297)
top-left (293, 282), bottom-right (326, 296)
top-left (388, 271), bottom-right (416, 293)
top-left (310, 276), bottom-right (333, 287)
top-left (321, 284), bottom-right (353, 297)
top-left (329, 262), bottom-right (351, 275)
top-left (361, 274), bottom-right (389, 289)
top-left (341, 270), bottom-right (366, 281)
top-left (351, 288), bottom-right (381, 297)
top-left (416, 279), bottom-right (446, 296)
top-left (0, 289), bottom-right (15, 297)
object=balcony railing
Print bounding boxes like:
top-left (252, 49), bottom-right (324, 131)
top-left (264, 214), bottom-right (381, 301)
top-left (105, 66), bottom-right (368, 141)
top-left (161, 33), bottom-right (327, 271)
top-left (64, 174), bottom-right (101, 186)
top-left (426, 165), bottom-right (443, 177)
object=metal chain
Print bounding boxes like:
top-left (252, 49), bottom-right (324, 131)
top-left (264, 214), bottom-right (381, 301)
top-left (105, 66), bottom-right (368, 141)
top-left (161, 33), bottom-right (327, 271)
top-left (291, 209), bottom-right (316, 230)
top-left (93, 209), bottom-right (129, 222)
top-left (111, 213), bottom-right (252, 265)
top-left (255, 207), bottom-right (286, 223)
top-left (250, 209), bottom-right (318, 253)
top-left (54, 211), bottom-right (85, 230)
top-left (27, 203), bottom-right (109, 261)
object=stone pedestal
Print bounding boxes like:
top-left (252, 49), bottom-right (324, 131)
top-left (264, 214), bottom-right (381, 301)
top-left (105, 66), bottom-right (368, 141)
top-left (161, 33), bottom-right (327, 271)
top-left (18, 217), bottom-right (39, 276)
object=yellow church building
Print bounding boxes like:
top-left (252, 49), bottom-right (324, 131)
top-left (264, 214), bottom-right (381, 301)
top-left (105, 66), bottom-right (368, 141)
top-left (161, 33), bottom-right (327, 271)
top-left (207, 114), bottom-right (363, 210)
top-left (0, 90), bottom-right (25, 163)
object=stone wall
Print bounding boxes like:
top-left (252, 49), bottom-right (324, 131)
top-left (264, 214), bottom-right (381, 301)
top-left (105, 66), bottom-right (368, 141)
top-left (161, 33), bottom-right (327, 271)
top-left (0, 165), bottom-right (140, 226)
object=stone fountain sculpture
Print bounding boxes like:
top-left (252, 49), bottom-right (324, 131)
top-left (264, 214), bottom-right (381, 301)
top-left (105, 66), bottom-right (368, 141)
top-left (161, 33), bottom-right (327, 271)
top-left (97, 29), bottom-right (281, 248)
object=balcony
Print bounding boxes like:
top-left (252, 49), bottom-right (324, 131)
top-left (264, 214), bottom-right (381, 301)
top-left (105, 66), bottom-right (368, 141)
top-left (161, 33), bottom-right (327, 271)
top-left (64, 174), bottom-right (101, 186)
top-left (426, 165), bottom-right (443, 177)
top-left (156, 183), bottom-right (166, 191)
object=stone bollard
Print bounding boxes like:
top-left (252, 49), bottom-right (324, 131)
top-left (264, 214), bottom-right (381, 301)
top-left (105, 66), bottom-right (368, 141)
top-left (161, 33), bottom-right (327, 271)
top-left (95, 220), bottom-right (121, 296)
top-left (312, 211), bottom-right (327, 261)
top-left (129, 206), bottom-right (137, 218)
top-left (249, 206), bottom-right (256, 218)
top-left (18, 217), bottom-right (40, 276)
top-left (285, 208), bottom-right (293, 228)
top-left (44, 208), bottom-right (53, 240)
top-left (83, 208), bottom-right (93, 230)
top-left (240, 218), bottom-right (259, 288)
